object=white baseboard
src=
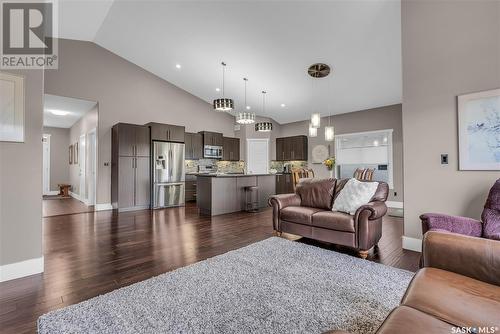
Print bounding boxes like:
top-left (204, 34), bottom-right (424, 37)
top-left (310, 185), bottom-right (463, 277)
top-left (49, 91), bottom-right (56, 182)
top-left (95, 203), bottom-right (113, 211)
top-left (69, 191), bottom-right (91, 205)
top-left (386, 201), bottom-right (404, 209)
top-left (402, 236), bottom-right (422, 252)
top-left (0, 257), bottom-right (44, 282)
top-left (44, 190), bottom-right (59, 196)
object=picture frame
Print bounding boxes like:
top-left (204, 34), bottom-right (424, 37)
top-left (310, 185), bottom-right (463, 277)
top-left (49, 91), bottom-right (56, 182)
top-left (458, 88), bottom-right (500, 171)
top-left (74, 142), bottom-right (79, 164)
top-left (69, 145), bottom-right (73, 164)
top-left (0, 72), bottom-right (25, 142)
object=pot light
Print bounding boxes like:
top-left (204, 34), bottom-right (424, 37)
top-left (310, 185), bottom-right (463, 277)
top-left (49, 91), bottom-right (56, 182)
top-left (48, 109), bottom-right (69, 116)
top-left (246, 105), bottom-right (251, 110)
top-left (215, 88), bottom-right (220, 92)
top-left (311, 113), bottom-right (321, 128)
top-left (175, 64), bottom-right (181, 69)
top-left (280, 103), bottom-right (286, 108)
top-left (383, 137), bottom-right (388, 143)
top-left (373, 140), bottom-right (379, 146)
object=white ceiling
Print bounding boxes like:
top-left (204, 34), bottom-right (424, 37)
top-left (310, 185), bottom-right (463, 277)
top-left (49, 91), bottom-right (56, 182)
top-left (44, 94), bottom-right (97, 128)
top-left (58, 0), bottom-right (402, 124)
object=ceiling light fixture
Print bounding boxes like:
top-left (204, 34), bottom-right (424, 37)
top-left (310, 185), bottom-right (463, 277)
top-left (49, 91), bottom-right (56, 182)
top-left (308, 123), bottom-right (317, 137)
top-left (175, 64), bottom-right (181, 69)
top-left (311, 113), bottom-right (321, 128)
top-left (47, 109), bottom-right (69, 116)
top-left (255, 91), bottom-right (273, 132)
top-left (215, 88), bottom-right (220, 92)
top-left (213, 62), bottom-right (234, 112)
top-left (236, 78), bottom-right (255, 124)
top-left (246, 105), bottom-right (251, 110)
top-left (280, 103), bottom-right (286, 108)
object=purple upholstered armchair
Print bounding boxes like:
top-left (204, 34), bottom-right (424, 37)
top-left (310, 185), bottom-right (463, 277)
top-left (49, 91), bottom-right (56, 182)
top-left (420, 179), bottom-right (500, 240)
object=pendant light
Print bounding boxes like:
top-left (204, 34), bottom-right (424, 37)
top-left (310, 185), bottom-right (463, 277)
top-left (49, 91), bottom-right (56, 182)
top-left (236, 78), bottom-right (255, 124)
top-left (311, 113), bottom-right (321, 128)
top-left (308, 123), bottom-right (317, 137)
top-left (325, 115), bottom-right (334, 141)
top-left (213, 62), bottom-right (234, 112)
top-left (255, 91), bottom-right (273, 132)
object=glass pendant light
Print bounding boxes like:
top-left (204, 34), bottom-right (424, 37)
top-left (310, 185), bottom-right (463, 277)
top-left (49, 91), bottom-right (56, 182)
top-left (311, 113), bottom-right (321, 128)
top-left (325, 115), bottom-right (334, 141)
top-left (308, 123), bottom-right (317, 137)
top-left (236, 78), bottom-right (255, 124)
top-left (213, 62), bottom-right (234, 112)
top-left (255, 91), bottom-right (273, 132)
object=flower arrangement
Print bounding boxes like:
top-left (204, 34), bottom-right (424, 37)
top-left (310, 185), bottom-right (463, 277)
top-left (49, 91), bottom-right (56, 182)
top-left (323, 157), bottom-right (335, 171)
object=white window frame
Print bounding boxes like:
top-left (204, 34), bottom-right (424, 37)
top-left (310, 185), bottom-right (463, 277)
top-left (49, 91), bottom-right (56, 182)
top-left (334, 129), bottom-right (394, 188)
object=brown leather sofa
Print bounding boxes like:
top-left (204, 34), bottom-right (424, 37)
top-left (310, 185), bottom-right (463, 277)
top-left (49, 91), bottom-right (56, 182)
top-left (268, 178), bottom-right (388, 258)
top-left (327, 231), bottom-right (500, 334)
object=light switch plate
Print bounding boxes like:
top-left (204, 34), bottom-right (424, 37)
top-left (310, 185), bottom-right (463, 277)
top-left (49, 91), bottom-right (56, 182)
top-left (441, 154), bottom-right (448, 165)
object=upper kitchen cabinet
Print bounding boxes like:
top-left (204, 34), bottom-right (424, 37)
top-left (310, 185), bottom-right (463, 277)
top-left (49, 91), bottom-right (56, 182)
top-left (275, 135), bottom-right (308, 161)
top-left (200, 131), bottom-right (223, 146)
top-left (113, 123), bottom-right (151, 157)
top-left (146, 122), bottom-right (185, 143)
top-left (222, 137), bottom-right (240, 161)
top-left (185, 132), bottom-right (203, 160)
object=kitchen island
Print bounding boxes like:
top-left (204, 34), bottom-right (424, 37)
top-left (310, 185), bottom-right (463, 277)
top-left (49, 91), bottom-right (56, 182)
top-left (196, 174), bottom-right (276, 216)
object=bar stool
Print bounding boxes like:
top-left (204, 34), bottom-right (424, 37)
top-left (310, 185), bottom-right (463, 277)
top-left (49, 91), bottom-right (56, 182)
top-left (244, 186), bottom-right (259, 212)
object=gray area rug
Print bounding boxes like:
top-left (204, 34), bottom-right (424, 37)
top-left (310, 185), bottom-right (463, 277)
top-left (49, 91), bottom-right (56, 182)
top-left (38, 237), bottom-right (413, 334)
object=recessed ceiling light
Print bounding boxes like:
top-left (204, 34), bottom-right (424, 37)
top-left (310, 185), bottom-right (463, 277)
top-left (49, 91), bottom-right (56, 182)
top-left (280, 103), bottom-right (286, 107)
top-left (246, 106), bottom-right (251, 110)
top-left (383, 137), bottom-right (388, 142)
top-left (373, 140), bottom-right (379, 146)
top-left (47, 109), bottom-right (69, 116)
top-left (175, 64), bottom-right (181, 69)
top-left (215, 88), bottom-right (220, 92)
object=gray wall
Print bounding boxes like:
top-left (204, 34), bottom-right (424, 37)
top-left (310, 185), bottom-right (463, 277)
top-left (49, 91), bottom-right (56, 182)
top-left (45, 39), bottom-right (236, 205)
top-left (401, 0), bottom-right (500, 239)
top-left (43, 126), bottom-right (70, 191)
top-left (0, 69), bottom-right (44, 266)
top-left (279, 104), bottom-right (403, 202)
top-left (69, 105), bottom-right (98, 196)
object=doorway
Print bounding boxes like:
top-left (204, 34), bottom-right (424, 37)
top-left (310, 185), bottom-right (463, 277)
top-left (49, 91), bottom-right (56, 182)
top-left (42, 94), bottom-right (98, 217)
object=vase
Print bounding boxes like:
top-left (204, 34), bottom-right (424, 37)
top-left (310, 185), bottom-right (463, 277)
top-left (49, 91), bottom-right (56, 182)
top-left (329, 169), bottom-right (334, 178)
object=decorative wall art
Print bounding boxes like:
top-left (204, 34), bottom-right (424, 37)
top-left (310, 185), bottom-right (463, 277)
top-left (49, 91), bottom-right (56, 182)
top-left (74, 142), bottom-right (79, 164)
top-left (458, 88), bottom-right (500, 170)
top-left (69, 145), bottom-right (73, 164)
top-left (0, 72), bottom-right (25, 142)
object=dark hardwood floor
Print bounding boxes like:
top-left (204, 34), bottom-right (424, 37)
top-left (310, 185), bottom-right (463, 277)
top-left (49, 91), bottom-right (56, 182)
top-left (42, 196), bottom-right (94, 217)
top-left (0, 202), bottom-right (420, 334)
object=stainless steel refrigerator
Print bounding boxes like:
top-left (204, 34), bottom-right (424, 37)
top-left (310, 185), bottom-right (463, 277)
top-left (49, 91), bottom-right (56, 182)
top-left (153, 141), bottom-right (185, 208)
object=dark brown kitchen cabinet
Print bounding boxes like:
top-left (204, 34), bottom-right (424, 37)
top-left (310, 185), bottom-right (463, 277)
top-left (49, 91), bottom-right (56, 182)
top-left (146, 122), bottom-right (185, 143)
top-left (276, 174), bottom-right (293, 194)
top-left (112, 123), bottom-right (151, 212)
top-left (185, 132), bottom-right (203, 160)
top-left (275, 135), bottom-right (308, 161)
top-left (222, 137), bottom-right (240, 161)
top-left (200, 131), bottom-right (223, 146)
top-left (116, 123), bottom-right (150, 157)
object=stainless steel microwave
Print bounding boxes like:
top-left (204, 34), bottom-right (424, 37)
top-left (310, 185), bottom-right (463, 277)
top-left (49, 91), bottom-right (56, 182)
top-left (204, 145), bottom-right (223, 159)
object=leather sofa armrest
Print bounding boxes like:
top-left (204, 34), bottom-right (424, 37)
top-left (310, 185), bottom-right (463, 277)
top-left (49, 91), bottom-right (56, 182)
top-left (420, 213), bottom-right (482, 237)
top-left (268, 194), bottom-right (301, 231)
top-left (268, 193), bottom-right (301, 210)
top-left (422, 231), bottom-right (500, 286)
top-left (356, 201), bottom-right (387, 220)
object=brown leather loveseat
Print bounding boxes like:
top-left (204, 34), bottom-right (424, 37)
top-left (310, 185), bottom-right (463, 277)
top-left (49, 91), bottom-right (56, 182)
top-left (268, 178), bottom-right (388, 258)
top-left (327, 231), bottom-right (500, 333)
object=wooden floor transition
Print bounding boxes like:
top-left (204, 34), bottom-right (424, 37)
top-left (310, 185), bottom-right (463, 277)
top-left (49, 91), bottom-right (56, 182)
top-left (42, 196), bottom-right (94, 217)
top-left (0, 202), bottom-right (420, 334)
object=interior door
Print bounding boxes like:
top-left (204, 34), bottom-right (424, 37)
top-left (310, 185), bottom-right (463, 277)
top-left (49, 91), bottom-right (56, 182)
top-left (246, 139), bottom-right (269, 174)
top-left (42, 135), bottom-right (50, 195)
top-left (79, 134), bottom-right (86, 200)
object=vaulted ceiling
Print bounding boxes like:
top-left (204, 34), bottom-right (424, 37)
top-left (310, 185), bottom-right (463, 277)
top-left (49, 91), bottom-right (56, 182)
top-left (58, 0), bottom-right (402, 124)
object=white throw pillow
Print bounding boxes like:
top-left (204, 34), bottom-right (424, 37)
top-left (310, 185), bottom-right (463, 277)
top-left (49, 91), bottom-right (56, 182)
top-left (332, 178), bottom-right (379, 215)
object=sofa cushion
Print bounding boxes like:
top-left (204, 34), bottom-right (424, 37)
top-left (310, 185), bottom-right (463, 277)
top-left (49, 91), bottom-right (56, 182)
top-left (482, 179), bottom-right (500, 240)
top-left (280, 206), bottom-right (324, 225)
top-left (312, 211), bottom-right (355, 232)
top-left (332, 178), bottom-right (379, 215)
top-left (295, 178), bottom-right (336, 210)
top-left (376, 306), bottom-right (452, 334)
top-left (401, 268), bottom-right (500, 328)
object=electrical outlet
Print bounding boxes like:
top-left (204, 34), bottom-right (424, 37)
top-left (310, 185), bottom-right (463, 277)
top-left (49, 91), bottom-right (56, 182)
top-left (394, 191), bottom-right (397, 197)
top-left (441, 154), bottom-right (448, 165)
top-left (104, 162), bottom-right (110, 166)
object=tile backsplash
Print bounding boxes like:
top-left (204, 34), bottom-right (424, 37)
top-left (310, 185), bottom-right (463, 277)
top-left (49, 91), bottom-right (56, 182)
top-left (185, 159), bottom-right (245, 174)
top-left (270, 160), bottom-right (309, 172)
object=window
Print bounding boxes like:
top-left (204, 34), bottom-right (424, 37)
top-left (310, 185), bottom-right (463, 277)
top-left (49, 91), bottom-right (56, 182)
top-left (335, 129), bottom-right (393, 188)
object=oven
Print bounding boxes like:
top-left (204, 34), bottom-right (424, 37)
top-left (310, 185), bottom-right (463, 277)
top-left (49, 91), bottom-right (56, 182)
top-left (203, 145), bottom-right (223, 159)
